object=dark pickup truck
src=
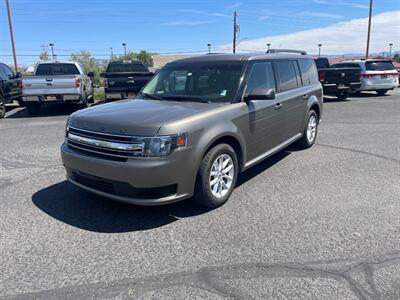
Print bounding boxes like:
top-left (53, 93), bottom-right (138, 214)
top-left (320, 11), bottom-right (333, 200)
top-left (315, 58), bottom-right (361, 100)
top-left (0, 62), bottom-right (22, 119)
top-left (102, 61), bottom-right (154, 101)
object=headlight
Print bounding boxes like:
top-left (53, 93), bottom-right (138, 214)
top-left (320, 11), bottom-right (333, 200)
top-left (135, 133), bottom-right (187, 158)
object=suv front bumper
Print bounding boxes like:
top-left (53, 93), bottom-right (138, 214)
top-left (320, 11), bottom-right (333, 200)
top-left (61, 143), bottom-right (199, 205)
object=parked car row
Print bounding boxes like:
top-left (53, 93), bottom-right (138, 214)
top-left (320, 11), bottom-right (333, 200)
top-left (0, 54), bottom-right (398, 119)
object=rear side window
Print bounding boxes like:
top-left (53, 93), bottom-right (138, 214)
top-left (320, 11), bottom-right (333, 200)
top-left (246, 62), bottom-right (276, 93)
top-left (274, 61), bottom-right (298, 92)
top-left (366, 61), bottom-right (395, 71)
top-left (106, 63), bottom-right (148, 73)
top-left (298, 59), bottom-right (319, 85)
top-left (35, 64), bottom-right (80, 75)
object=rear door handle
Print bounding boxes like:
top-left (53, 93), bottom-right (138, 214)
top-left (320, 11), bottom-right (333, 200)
top-left (274, 103), bottom-right (282, 110)
top-left (302, 94), bottom-right (309, 100)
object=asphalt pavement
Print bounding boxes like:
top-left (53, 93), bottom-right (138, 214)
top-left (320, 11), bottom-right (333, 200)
top-left (1, 90), bottom-right (399, 299)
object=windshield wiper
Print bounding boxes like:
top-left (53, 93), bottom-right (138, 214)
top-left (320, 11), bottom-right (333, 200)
top-left (161, 95), bottom-right (211, 103)
top-left (141, 93), bottom-right (164, 100)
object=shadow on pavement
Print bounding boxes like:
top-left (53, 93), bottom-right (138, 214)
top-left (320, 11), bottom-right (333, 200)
top-left (32, 149), bottom-right (292, 233)
top-left (6, 103), bottom-right (78, 118)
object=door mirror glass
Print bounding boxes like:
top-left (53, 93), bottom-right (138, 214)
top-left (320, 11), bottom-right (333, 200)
top-left (245, 88), bottom-right (275, 101)
top-left (100, 72), bottom-right (105, 77)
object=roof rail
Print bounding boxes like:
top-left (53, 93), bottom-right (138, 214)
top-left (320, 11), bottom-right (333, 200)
top-left (266, 49), bottom-right (308, 55)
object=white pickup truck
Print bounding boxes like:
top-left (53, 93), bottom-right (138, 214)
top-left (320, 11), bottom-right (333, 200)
top-left (22, 62), bottom-right (94, 114)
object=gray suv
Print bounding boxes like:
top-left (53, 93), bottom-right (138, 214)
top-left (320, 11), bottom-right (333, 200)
top-left (61, 50), bottom-right (323, 208)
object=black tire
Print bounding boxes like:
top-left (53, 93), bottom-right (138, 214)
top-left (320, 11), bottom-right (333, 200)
top-left (18, 97), bottom-right (25, 107)
top-left (295, 110), bottom-right (319, 149)
top-left (0, 96), bottom-right (6, 119)
top-left (193, 144), bottom-right (238, 208)
top-left (376, 89), bottom-right (388, 96)
top-left (26, 102), bottom-right (41, 115)
top-left (337, 91), bottom-right (348, 100)
top-left (78, 92), bottom-right (88, 109)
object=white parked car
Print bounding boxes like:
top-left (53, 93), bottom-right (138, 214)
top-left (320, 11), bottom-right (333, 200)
top-left (332, 59), bottom-right (398, 95)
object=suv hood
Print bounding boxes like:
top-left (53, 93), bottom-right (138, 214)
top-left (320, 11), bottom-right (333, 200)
top-left (68, 99), bottom-right (218, 136)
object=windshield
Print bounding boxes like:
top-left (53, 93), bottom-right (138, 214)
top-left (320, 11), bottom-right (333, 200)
top-left (35, 63), bottom-right (80, 75)
top-left (141, 63), bottom-right (243, 103)
top-left (106, 63), bottom-right (148, 73)
top-left (366, 61), bottom-right (395, 71)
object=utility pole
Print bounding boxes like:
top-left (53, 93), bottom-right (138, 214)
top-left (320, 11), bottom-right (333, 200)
top-left (233, 11), bottom-right (238, 53)
top-left (389, 43), bottom-right (393, 58)
top-left (365, 0), bottom-right (373, 59)
top-left (5, 0), bottom-right (18, 72)
top-left (318, 44), bottom-right (322, 57)
top-left (49, 43), bottom-right (55, 60)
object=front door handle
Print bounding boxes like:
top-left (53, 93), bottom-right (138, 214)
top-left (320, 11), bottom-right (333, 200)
top-left (302, 94), bottom-right (309, 100)
top-left (275, 103), bottom-right (282, 110)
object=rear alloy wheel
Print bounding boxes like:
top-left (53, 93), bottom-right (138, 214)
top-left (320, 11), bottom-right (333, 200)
top-left (376, 89), bottom-right (388, 96)
top-left (194, 144), bottom-right (238, 208)
top-left (0, 96), bottom-right (6, 119)
top-left (296, 110), bottom-right (319, 149)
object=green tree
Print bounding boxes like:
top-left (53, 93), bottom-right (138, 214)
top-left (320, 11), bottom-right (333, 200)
top-left (70, 50), bottom-right (102, 86)
top-left (39, 51), bottom-right (49, 61)
top-left (115, 50), bottom-right (157, 67)
top-left (393, 53), bottom-right (400, 62)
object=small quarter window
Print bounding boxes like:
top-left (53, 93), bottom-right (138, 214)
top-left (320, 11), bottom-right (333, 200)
top-left (298, 59), bottom-right (319, 86)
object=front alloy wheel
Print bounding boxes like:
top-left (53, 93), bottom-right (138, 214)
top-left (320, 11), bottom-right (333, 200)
top-left (194, 143), bottom-right (238, 208)
top-left (306, 115), bottom-right (317, 144)
top-left (209, 154), bottom-right (235, 199)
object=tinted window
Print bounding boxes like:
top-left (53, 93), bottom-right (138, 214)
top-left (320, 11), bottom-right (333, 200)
top-left (298, 59), bottom-right (319, 85)
top-left (0, 65), bottom-right (7, 80)
top-left (366, 61), bottom-right (395, 71)
top-left (142, 63), bottom-right (243, 103)
top-left (314, 58), bottom-right (329, 69)
top-left (107, 62), bottom-right (148, 73)
top-left (1, 64), bottom-right (13, 77)
top-left (246, 62), bottom-right (276, 94)
top-left (35, 64), bottom-right (80, 75)
top-left (274, 61), bottom-right (298, 92)
top-left (331, 63), bottom-right (361, 69)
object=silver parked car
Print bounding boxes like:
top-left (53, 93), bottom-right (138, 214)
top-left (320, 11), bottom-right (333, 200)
top-left (22, 62), bottom-right (94, 114)
top-left (332, 59), bottom-right (399, 95)
top-left (61, 50), bottom-right (323, 208)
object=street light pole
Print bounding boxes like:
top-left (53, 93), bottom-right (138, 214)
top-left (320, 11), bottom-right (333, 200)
top-left (122, 43), bottom-right (127, 59)
top-left (49, 43), bottom-right (55, 60)
top-left (110, 47), bottom-right (114, 61)
top-left (5, 0), bottom-right (18, 72)
top-left (389, 43), bottom-right (393, 58)
top-left (318, 44), bottom-right (322, 57)
top-left (267, 43), bottom-right (271, 51)
top-left (207, 43), bottom-right (211, 54)
top-left (365, 0), bottom-right (373, 59)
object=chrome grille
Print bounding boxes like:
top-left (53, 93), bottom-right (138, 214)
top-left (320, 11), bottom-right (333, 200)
top-left (66, 126), bottom-right (144, 161)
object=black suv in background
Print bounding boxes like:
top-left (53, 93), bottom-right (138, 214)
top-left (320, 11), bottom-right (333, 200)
top-left (101, 61), bottom-right (154, 101)
top-left (0, 63), bottom-right (22, 119)
top-left (315, 57), bottom-right (361, 100)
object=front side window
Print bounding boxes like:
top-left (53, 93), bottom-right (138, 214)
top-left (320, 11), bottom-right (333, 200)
top-left (274, 61), bottom-right (298, 92)
top-left (0, 65), bottom-right (8, 80)
top-left (246, 62), bottom-right (276, 94)
top-left (142, 63), bottom-right (243, 103)
top-left (1, 64), bottom-right (13, 77)
top-left (298, 59), bottom-right (319, 85)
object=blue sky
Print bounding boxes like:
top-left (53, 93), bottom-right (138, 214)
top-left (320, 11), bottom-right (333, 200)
top-left (0, 0), bottom-right (398, 65)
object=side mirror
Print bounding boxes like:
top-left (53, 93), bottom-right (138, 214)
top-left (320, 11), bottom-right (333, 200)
top-left (87, 71), bottom-right (95, 77)
top-left (16, 72), bottom-right (22, 78)
top-left (244, 88), bottom-right (275, 101)
top-left (100, 72), bottom-right (105, 77)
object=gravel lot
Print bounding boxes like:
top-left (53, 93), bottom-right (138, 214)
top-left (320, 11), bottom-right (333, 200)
top-left (1, 90), bottom-right (399, 299)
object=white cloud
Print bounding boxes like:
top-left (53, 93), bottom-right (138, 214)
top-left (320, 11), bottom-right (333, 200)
top-left (164, 20), bottom-right (216, 26)
top-left (313, 0), bottom-right (369, 9)
top-left (300, 11), bottom-right (343, 19)
top-left (177, 9), bottom-right (231, 18)
top-left (226, 2), bottom-right (243, 9)
top-left (221, 11), bottom-right (399, 55)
